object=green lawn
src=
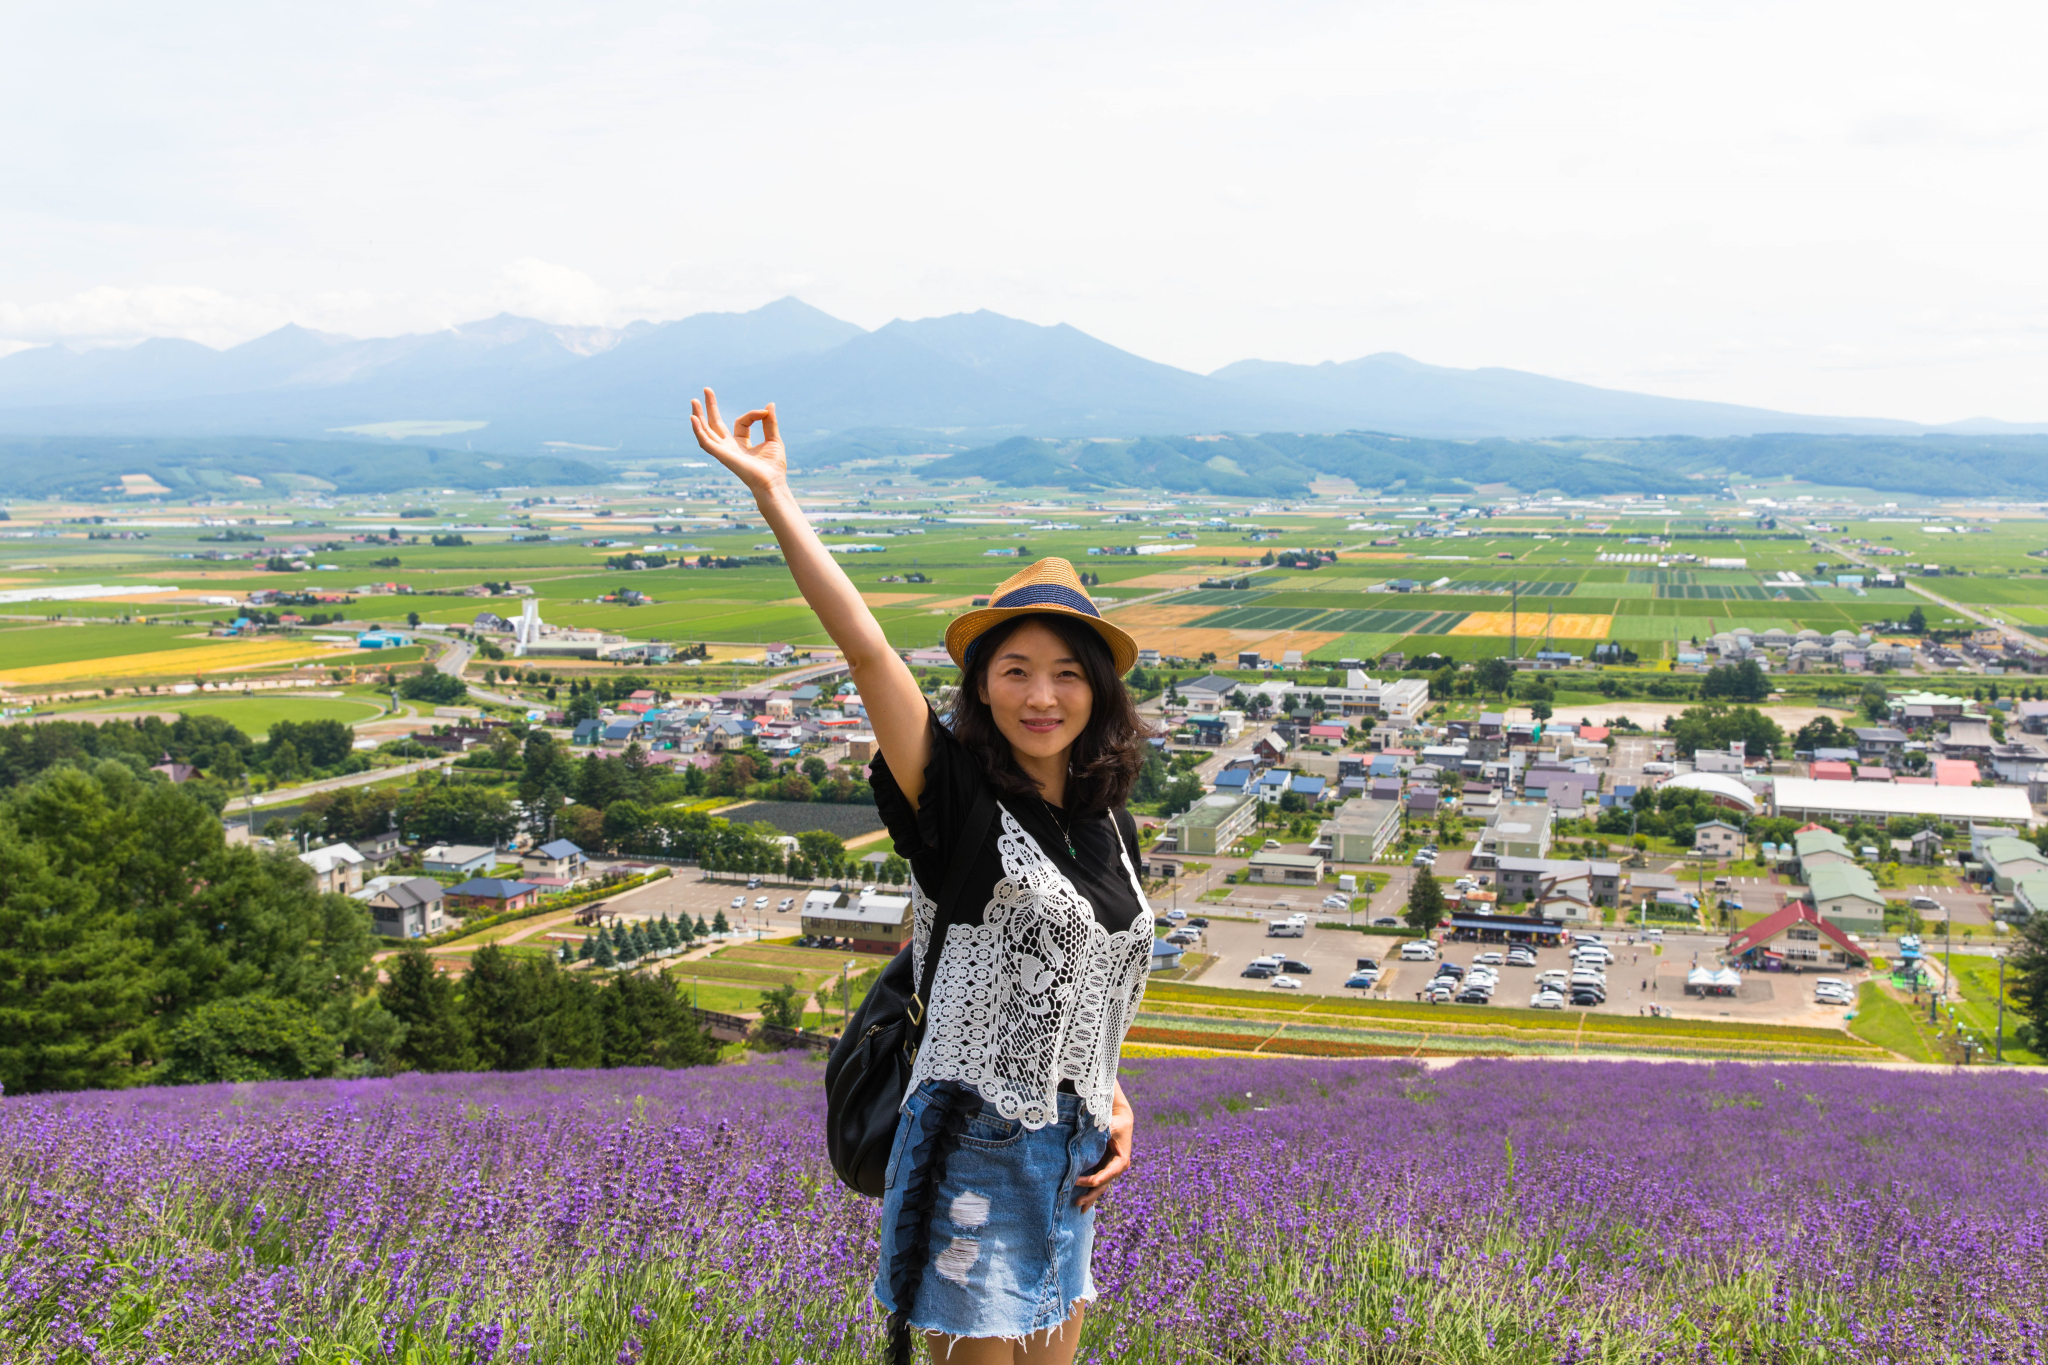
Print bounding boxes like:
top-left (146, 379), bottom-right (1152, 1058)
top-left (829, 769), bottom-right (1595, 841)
top-left (0, 623), bottom-right (212, 666)
top-left (144, 694), bottom-right (387, 736)
top-left (1848, 982), bottom-right (1941, 1062)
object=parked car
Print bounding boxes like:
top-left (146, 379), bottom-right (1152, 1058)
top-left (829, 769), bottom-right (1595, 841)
top-left (1166, 930), bottom-right (1201, 946)
top-left (1241, 963), bottom-right (1278, 979)
top-left (1473, 951), bottom-right (1505, 966)
top-left (1269, 975), bottom-right (1303, 990)
top-left (728, 896), bottom-right (745, 909)
top-left (1274, 958), bottom-right (1312, 975)
top-left (753, 896), bottom-right (769, 909)
top-left (1424, 981), bottom-right (1455, 1003)
top-left (1570, 990), bottom-right (1604, 1007)
top-left (1263, 839), bottom-right (1283, 849)
top-left (1344, 971), bottom-right (1379, 990)
top-left (1322, 894), bottom-right (1350, 910)
top-left (776, 897), bottom-right (794, 912)
top-left (1165, 908), bottom-right (1188, 922)
top-left (1454, 989), bottom-right (1492, 1005)
top-left (1530, 990), bottom-right (1566, 1010)
top-left (1187, 917), bottom-right (1210, 928)
top-left (1433, 961), bottom-right (1466, 979)
top-left (1908, 896), bottom-right (1941, 911)
top-left (747, 877), bottom-right (762, 889)
top-left (1374, 916), bottom-right (1400, 927)
top-left (1399, 941), bottom-right (1438, 960)
top-left (1155, 916), bottom-right (1174, 928)
top-left (1354, 957), bottom-right (1380, 971)
top-left (1506, 949), bottom-right (1538, 967)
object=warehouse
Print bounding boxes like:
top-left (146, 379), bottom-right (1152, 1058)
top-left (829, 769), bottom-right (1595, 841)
top-left (1768, 777), bottom-right (2035, 830)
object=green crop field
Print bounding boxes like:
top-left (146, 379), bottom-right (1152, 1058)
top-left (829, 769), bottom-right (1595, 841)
top-left (0, 624), bottom-right (215, 667)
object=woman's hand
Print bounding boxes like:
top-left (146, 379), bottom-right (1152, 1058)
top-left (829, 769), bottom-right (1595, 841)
top-left (1074, 1081), bottom-right (1134, 1210)
top-left (690, 387), bottom-right (787, 498)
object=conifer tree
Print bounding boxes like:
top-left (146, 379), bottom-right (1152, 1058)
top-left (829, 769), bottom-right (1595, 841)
top-left (577, 934), bottom-right (596, 962)
top-left (594, 936), bottom-right (617, 969)
top-left (379, 947), bottom-right (474, 1072)
top-left (712, 910), bottom-right (731, 936)
top-left (694, 914), bottom-right (711, 937)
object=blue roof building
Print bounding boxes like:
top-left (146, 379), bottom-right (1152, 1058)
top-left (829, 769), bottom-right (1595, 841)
top-left (572, 719), bottom-right (605, 746)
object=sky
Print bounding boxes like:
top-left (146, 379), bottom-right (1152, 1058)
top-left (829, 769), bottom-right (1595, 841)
top-left (4, 0), bottom-right (2046, 423)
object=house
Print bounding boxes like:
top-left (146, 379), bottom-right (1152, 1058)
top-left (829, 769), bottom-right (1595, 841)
top-left (1149, 938), bottom-right (1184, 972)
top-left (1974, 835), bottom-right (2048, 893)
top-left (444, 878), bottom-right (543, 914)
top-left (1157, 792), bottom-right (1260, 856)
top-left (602, 719), bottom-right (640, 747)
top-left (572, 719), bottom-right (605, 747)
top-left (353, 875), bottom-right (448, 939)
top-left (1853, 727), bottom-right (1909, 763)
top-left (799, 887), bottom-right (913, 953)
top-left (421, 844), bottom-right (497, 876)
top-left (1253, 733), bottom-right (1291, 765)
top-left (1801, 863), bottom-right (1886, 936)
top-left (1314, 798), bottom-right (1403, 863)
top-left (1176, 674), bottom-right (1242, 709)
top-left (151, 757), bottom-right (200, 783)
top-left (1792, 826), bottom-right (1856, 871)
top-left (1247, 850), bottom-right (1325, 885)
top-left (532, 838), bottom-right (588, 881)
top-left (2013, 873), bottom-right (2048, 922)
top-left (298, 842), bottom-right (367, 895)
top-left (1494, 856), bottom-right (1621, 908)
top-left (1693, 820), bottom-right (1744, 859)
top-left (1724, 898), bottom-right (1869, 971)
top-left (1808, 759), bottom-right (1854, 782)
top-left (1937, 719), bottom-right (1996, 762)
top-left (1628, 871), bottom-right (1680, 903)
top-left (1251, 769), bottom-right (1292, 805)
top-left (355, 829), bottom-right (404, 866)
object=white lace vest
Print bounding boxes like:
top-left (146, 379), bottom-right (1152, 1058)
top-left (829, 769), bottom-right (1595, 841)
top-left (903, 804), bottom-right (1153, 1131)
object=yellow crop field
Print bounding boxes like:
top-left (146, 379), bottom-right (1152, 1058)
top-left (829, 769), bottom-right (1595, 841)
top-left (1450, 612), bottom-right (1614, 639)
top-left (0, 639), bottom-right (342, 685)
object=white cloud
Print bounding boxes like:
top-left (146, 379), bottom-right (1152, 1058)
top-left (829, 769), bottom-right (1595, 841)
top-left (0, 285), bottom-right (287, 350)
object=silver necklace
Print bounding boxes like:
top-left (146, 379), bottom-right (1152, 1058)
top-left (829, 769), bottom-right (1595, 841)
top-left (1038, 797), bottom-right (1079, 858)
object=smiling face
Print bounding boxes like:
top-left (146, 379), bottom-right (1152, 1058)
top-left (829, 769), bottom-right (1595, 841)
top-left (976, 618), bottom-right (1096, 779)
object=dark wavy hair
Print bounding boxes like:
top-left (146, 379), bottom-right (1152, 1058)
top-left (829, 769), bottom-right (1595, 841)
top-left (945, 612), bottom-right (1149, 814)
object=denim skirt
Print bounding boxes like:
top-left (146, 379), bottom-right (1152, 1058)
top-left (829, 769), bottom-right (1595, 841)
top-left (874, 1081), bottom-right (1110, 1342)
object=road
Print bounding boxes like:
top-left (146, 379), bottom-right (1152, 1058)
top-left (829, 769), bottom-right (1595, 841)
top-left (226, 754), bottom-right (455, 814)
top-left (1815, 536), bottom-right (2044, 658)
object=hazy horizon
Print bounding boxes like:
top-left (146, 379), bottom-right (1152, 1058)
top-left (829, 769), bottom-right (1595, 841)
top-left (6, 0), bottom-right (2048, 425)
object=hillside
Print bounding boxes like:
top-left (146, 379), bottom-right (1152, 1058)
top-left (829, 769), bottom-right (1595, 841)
top-left (0, 436), bottom-right (605, 498)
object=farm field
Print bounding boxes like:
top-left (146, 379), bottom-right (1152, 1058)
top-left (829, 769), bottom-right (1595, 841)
top-left (0, 636), bottom-right (350, 685)
top-left (3, 1055), bottom-right (2041, 1363)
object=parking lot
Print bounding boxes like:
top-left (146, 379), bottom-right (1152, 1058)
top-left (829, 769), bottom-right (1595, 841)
top-left (1177, 915), bottom-right (1868, 1025)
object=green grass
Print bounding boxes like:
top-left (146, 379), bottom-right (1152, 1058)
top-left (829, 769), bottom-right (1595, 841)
top-left (0, 623), bottom-right (213, 666)
top-left (1847, 982), bottom-right (1941, 1062)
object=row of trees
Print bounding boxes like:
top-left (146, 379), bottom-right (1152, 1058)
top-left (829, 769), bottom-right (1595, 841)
top-left (0, 712), bottom-right (371, 795)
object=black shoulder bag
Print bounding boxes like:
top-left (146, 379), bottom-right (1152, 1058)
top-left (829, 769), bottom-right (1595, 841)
top-left (823, 786), bottom-right (997, 1197)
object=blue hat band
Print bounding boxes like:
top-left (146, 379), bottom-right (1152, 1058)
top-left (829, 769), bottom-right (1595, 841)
top-left (960, 583), bottom-right (1102, 668)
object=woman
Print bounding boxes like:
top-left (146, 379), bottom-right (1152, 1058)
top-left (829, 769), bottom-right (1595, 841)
top-left (691, 390), bottom-right (1151, 1364)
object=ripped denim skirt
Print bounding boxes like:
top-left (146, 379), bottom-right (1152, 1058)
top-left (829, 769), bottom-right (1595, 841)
top-left (874, 1080), bottom-right (1110, 1343)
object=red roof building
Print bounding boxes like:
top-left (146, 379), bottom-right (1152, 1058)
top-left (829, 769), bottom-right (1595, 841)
top-left (1578, 726), bottom-right (1611, 742)
top-left (1809, 760), bottom-right (1854, 782)
top-left (1725, 899), bottom-right (1869, 972)
top-left (1854, 766), bottom-right (1892, 782)
top-left (1933, 759), bottom-right (1980, 786)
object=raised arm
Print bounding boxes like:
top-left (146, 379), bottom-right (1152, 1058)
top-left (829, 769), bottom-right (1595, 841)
top-left (690, 389), bottom-right (935, 806)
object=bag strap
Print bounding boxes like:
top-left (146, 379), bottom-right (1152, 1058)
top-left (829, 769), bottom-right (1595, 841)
top-left (908, 783), bottom-right (998, 1048)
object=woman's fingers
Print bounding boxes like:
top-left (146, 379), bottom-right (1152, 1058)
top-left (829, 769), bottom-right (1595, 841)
top-left (702, 388), bottom-right (727, 438)
top-left (733, 408), bottom-right (777, 450)
top-left (760, 400), bottom-right (780, 444)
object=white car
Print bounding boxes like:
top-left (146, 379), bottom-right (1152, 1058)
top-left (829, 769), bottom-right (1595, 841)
top-left (1815, 984), bottom-right (1854, 1004)
top-left (1269, 975), bottom-right (1303, 990)
top-left (753, 896), bottom-right (769, 909)
top-left (1535, 970), bottom-right (1570, 989)
top-left (1530, 990), bottom-right (1566, 1010)
top-left (1473, 952), bottom-right (1505, 966)
top-left (1322, 894), bottom-right (1350, 910)
top-left (729, 896), bottom-right (745, 909)
top-left (777, 897), bottom-right (794, 912)
top-left (1399, 942), bottom-right (1438, 961)
top-left (1165, 908), bottom-right (1188, 922)
top-left (1507, 950), bottom-right (1538, 967)
top-left (1813, 977), bottom-right (1850, 993)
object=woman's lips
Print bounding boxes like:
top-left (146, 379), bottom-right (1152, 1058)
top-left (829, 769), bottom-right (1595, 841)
top-left (1020, 717), bottom-right (1063, 732)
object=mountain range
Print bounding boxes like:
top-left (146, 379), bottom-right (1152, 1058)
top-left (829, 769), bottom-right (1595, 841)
top-left (4, 298), bottom-right (2041, 462)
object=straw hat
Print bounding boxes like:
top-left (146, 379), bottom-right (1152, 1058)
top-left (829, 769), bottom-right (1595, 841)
top-left (943, 556), bottom-right (1138, 676)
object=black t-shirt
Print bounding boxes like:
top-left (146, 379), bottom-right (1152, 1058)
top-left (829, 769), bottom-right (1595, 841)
top-left (869, 712), bottom-right (1144, 936)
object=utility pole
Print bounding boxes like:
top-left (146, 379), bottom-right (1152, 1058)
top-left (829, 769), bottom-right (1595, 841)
top-left (1997, 950), bottom-right (2007, 1062)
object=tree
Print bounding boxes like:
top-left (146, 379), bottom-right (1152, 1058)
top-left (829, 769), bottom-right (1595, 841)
top-left (1861, 682), bottom-right (1890, 723)
top-left (1403, 869), bottom-right (1447, 933)
top-left (1529, 698), bottom-right (1553, 722)
top-left (712, 910), bottom-right (731, 935)
top-left (693, 915), bottom-right (711, 937)
top-left (161, 996), bottom-right (340, 1084)
top-left (378, 947), bottom-right (473, 1072)
top-left (1475, 656), bottom-right (1515, 698)
top-left (577, 934), bottom-right (596, 962)
top-left (1906, 605), bottom-right (1928, 634)
top-left (599, 973), bottom-right (717, 1068)
top-left (1793, 716), bottom-right (1847, 753)
top-left (1160, 773), bottom-right (1205, 818)
top-left (398, 665), bottom-right (468, 705)
top-left (2009, 913), bottom-right (2048, 1053)
top-left (1698, 660), bottom-right (1768, 704)
top-left (1667, 702), bottom-right (1785, 759)
top-left (593, 935), bottom-right (618, 969)
top-left (758, 982), bottom-right (803, 1030)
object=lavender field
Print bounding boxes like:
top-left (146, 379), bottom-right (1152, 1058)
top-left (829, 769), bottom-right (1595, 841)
top-left (3, 1056), bottom-right (2043, 1364)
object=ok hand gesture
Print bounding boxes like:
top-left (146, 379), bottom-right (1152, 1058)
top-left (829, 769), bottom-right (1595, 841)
top-left (690, 388), bottom-right (786, 497)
